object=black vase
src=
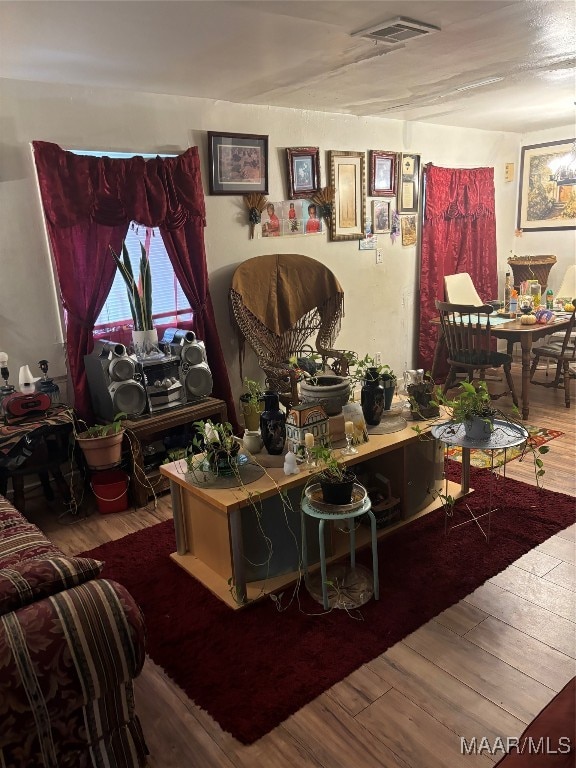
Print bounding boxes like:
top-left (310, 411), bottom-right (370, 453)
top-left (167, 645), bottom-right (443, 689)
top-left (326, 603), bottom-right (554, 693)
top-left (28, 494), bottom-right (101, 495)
top-left (381, 375), bottom-right (396, 411)
top-left (260, 391), bottom-right (286, 455)
top-left (361, 368), bottom-right (385, 426)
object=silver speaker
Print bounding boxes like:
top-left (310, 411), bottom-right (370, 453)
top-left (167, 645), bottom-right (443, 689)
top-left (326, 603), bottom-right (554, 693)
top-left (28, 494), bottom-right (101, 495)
top-left (180, 360), bottom-right (213, 398)
top-left (161, 328), bottom-right (213, 398)
top-left (108, 380), bottom-right (148, 415)
top-left (85, 341), bottom-right (147, 421)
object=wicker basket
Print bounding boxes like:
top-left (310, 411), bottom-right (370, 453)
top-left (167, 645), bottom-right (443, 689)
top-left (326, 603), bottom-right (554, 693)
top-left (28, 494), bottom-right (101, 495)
top-left (507, 255), bottom-right (557, 293)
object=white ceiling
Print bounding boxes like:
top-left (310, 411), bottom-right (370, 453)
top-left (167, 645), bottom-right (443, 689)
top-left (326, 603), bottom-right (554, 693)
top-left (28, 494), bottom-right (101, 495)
top-left (1, 0), bottom-right (575, 134)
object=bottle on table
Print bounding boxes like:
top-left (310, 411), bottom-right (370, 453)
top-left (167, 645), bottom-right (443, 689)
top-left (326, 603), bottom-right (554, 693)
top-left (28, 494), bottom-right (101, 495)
top-left (504, 272), bottom-right (512, 311)
top-left (546, 289), bottom-right (554, 310)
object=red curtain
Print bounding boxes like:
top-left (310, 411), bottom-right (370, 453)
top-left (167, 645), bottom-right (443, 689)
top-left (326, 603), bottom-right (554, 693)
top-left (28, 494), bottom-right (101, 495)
top-left (33, 141), bottom-right (238, 429)
top-left (418, 164), bottom-right (497, 375)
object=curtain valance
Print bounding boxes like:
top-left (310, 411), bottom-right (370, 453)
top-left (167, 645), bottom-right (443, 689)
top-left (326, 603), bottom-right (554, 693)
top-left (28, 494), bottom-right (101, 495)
top-left (33, 141), bottom-right (206, 229)
top-left (424, 165), bottom-right (495, 221)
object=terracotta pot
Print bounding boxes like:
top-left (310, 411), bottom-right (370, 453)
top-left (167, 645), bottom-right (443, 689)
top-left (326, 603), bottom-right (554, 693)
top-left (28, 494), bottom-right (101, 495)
top-left (76, 430), bottom-right (124, 470)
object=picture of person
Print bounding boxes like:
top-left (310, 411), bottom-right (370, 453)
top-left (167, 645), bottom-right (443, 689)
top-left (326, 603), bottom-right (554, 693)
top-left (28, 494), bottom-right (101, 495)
top-left (262, 203), bottom-right (280, 237)
top-left (305, 203), bottom-right (322, 234)
top-left (288, 202), bottom-right (299, 232)
top-left (373, 200), bottom-right (391, 233)
top-left (294, 158), bottom-right (312, 190)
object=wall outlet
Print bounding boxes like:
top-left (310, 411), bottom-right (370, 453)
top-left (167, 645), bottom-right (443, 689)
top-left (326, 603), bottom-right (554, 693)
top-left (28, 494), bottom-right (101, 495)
top-left (374, 352), bottom-right (382, 365)
top-left (376, 249), bottom-right (383, 264)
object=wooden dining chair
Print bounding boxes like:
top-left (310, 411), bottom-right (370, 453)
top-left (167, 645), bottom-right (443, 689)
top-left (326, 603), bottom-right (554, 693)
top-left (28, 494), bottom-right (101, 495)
top-left (530, 309), bottom-right (576, 407)
top-left (435, 300), bottom-right (519, 405)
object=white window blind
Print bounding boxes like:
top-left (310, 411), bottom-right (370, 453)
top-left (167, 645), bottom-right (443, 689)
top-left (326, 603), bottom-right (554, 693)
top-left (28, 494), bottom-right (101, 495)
top-left (95, 223), bottom-right (192, 328)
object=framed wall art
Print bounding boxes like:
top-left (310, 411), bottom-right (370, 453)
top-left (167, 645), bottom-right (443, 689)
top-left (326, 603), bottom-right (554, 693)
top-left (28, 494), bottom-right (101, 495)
top-left (401, 214), bottom-right (417, 247)
top-left (372, 200), bottom-right (391, 233)
top-left (207, 132), bottom-right (268, 195)
top-left (398, 152), bottom-right (421, 214)
top-left (517, 139), bottom-right (576, 231)
top-left (286, 147), bottom-right (321, 199)
top-left (369, 150), bottom-right (397, 196)
top-left (328, 150), bottom-right (366, 241)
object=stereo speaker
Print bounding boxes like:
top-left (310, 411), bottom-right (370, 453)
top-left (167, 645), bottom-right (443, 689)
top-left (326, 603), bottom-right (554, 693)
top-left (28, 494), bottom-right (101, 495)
top-left (85, 340), bottom-right (147, 422)
top-left (161, 328), bottom-right (213, 399)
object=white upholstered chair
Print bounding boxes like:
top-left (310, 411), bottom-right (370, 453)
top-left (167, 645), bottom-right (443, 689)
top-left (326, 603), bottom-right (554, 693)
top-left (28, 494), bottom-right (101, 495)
top-left (444, 273), bottom-right (483, 306)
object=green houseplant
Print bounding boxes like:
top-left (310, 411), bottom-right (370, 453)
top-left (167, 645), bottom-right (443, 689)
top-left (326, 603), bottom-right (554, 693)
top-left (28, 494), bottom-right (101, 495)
top-left (187, 419), bottom-right (240, 476)
top-left (110, 241), bottom-right (153, 331)
top-left (308, 443), bottom-right (356, 505)
top-left (75, 412), bottom-right (126, 470)
top-left (415, 381), bottom-right (548, 486)
top-left (239, 378), bottom-right (265, 431)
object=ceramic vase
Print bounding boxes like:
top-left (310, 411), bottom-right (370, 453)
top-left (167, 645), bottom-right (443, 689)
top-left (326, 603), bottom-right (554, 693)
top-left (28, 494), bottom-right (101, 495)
top-left (381, 375), bottom-right (396, 411)
top-left (260, 391), bottom-right (286, 455)
top-left (361, 368), bottom-right (384, 426)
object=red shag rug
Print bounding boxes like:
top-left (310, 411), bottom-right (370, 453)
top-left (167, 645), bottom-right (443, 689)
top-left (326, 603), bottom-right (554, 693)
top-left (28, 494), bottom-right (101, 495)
top-left (82, 462), bottom-right (575, 745)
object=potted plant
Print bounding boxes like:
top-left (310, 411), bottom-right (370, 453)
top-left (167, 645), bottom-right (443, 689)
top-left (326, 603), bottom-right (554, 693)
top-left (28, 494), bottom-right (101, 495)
top-left (407, 373), bottom-right (440, 420)
top-left (239, 377), bottom-right (265, 431)
top-left (420, 381), bottom-right (548, 485)
top-left (308, 444), bottom-right (356, 505)
top-left (350, 354), bottom-right (396, 425)
top-left (434, 380), bottom-right (496, 440)
top-left (110, 241), bottom-right (158, 356)
top-left (75, 412), bottom-right (126, 470)
top-left (188, 419), bottom-right (240, 476)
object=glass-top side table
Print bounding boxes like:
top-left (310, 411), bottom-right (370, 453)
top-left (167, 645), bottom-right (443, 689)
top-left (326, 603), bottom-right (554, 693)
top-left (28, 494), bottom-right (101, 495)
top-left (431, 419), bottom-right (528, 542)
top-left (301, 493), bottom-right (379, 610)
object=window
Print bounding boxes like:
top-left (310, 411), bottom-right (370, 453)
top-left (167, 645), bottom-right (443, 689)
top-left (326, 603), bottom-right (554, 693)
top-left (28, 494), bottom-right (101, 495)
top-left (68, 149), bottom-right (193, 336)
top-left (95, 222), bottom-right (192, 331)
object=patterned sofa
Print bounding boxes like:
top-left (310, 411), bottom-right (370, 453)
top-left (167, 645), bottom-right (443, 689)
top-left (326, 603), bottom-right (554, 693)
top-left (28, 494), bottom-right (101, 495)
top-left (0, 495), bottom-right (148, 767)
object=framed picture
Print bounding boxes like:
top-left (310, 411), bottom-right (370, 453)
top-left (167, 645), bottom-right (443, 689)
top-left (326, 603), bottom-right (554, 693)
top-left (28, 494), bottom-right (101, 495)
top-left (207, 132), bottom-right (268, 195)
top-left (398, 152), bottom-right (421, 213)
top-left (369, 150), bottom-right (397, 196)
top-left (372, 200), bottom-right (391, 233)
top-left (517, 139), bottom-right (576, 231)
top-left (328, 150), bottom-right (366, 241)
top-left (286, 147), bottom-right (321, 199)
top-left (401, 214), bottom-right (417, 246)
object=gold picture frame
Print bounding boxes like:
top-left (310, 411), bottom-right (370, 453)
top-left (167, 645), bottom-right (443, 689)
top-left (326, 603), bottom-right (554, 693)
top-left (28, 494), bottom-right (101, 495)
top-left (517, 139), bottom-right (576, 231)
top-left (328, 150), bottom-right (366, 241)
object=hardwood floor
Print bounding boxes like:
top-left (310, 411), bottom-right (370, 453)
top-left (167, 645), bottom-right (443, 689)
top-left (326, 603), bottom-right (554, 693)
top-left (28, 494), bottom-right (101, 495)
top-left (18, 368), bottom-right (576, 768)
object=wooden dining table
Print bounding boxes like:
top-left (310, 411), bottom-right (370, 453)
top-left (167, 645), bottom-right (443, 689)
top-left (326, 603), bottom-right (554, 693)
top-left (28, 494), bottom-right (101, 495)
top-left (430, 313), bottom-right (573, 420)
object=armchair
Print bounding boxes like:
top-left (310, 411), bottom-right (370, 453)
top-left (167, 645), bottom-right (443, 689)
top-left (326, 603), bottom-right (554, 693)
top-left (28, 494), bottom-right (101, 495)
top-left (230, 254), bottom-right (349, 406)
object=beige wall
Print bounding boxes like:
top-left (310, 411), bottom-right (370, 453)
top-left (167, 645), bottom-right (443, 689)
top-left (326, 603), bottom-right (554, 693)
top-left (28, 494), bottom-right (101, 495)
top-left (0, 77), bottom-right (571, 412)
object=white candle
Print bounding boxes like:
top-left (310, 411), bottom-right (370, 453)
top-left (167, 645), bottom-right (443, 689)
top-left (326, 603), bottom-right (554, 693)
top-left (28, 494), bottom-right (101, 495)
top-left (304, 432), bottom-right (314, 448)
top-left (344, 421), bottom-right (354, 436)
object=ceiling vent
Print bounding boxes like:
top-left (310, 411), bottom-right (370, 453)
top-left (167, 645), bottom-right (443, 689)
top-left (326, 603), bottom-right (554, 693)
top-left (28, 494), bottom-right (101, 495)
top-left (351, 16), bottom-right (440, 44)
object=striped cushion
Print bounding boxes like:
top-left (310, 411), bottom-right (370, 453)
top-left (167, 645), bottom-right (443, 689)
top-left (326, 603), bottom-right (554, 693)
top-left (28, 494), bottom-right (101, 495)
top-left (0, 496), bottom-right (61, 566)
top-left (0, 556), bottom-right (103, 615)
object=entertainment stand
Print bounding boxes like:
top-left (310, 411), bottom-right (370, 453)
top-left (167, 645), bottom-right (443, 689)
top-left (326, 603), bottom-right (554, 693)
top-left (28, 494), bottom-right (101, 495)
top-left (123, 397), bottom-right (227, 507)
top-left (160, 420), bottom-right (467, 609)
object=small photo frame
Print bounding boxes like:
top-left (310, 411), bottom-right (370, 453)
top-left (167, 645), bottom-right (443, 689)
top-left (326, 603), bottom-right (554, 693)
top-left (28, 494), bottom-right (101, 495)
top-left (286, 147), bottom-right (321, 199)
top-left (369, 151), bottom-right (397, 196)
top-left (372, 200), bottom-right (391, 233)
top-left (401, 214), bottom-right (417, 246)
top-left (398, 152), bottom-right (421, 213)
top-left (207, 132), bottom-right (268, 195)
